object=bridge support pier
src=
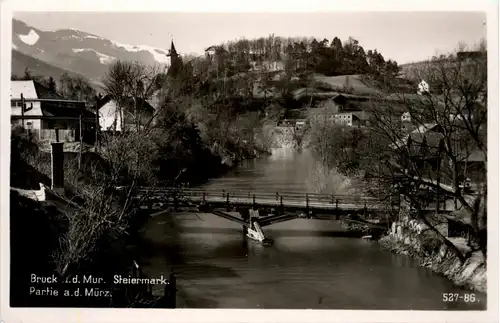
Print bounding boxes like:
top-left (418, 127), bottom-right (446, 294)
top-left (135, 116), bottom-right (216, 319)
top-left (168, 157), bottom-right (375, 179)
top-left (249, 209), bottom-right (260, 224)
top-left (245, 209), bottom-right (268, 242)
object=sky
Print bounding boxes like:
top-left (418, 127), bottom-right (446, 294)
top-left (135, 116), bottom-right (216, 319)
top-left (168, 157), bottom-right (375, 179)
top-left (14, 11), bottom-right (486, 64)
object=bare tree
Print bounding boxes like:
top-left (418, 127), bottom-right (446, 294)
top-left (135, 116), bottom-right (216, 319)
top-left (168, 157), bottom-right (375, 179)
top-left (103, 60), bottom-right (167, 132)
top-left (53, 61), bottom-right (171, 279)
top-left (59, 73), bottom-right (98, 107)
top-left (361, 42), bottom-right (487, 261)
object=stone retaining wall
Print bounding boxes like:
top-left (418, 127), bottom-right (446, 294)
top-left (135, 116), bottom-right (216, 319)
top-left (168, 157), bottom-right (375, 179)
top-left (379, 210), bottom-right (487, 293)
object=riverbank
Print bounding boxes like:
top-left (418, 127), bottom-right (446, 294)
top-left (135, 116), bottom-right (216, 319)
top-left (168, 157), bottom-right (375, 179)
top-left (137, 211), bottom-right (486, 309)
top-left (377, 213), bottom-right (487, 293)
top-left (292, 141), bottom-right (487, 293)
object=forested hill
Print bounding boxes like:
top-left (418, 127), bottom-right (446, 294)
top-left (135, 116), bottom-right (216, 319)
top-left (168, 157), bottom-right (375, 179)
top-left (198, 35), bottom-right (400, 78)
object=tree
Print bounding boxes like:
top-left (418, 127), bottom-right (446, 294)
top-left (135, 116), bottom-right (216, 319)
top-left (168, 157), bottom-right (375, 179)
top-left (308, 40), bottom-right (487, 263)
top-left (359, 44), bottom-right (486, 261)
top-left (59, 73), bottom-right (98, 107)
top-left (47, 76), bottom-right (57, 93)
top-left (309, 121), bottom-right (370, 176)
top-left (103, 60), bottom-right (167, 132)
top-left (24, 67), bottom-right (32, 80)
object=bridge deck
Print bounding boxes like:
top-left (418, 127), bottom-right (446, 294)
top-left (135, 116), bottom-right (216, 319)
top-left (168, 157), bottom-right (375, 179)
top-left (131, 187), bottom-right (458, 213)
top-left (190, 196), bottom-right (381, 210)
top-left (136, 188), bottom-right (387, 211)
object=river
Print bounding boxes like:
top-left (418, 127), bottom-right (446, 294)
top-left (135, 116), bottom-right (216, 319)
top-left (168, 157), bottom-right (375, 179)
top-left (136, 148), bottom-right (486, 310)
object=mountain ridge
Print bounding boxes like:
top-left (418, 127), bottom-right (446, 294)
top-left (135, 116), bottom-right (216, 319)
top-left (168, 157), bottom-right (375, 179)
top-left (12, 19), bottom-right (171, 83)
top-left (11, 49), bottom-right (104, 89)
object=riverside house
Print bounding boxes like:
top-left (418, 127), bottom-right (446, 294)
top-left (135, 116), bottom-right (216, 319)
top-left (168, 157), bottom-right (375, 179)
top-left (390, 122), bottom-right (486, 193)
top-left (10, 80), bottom-right (97, 143)
top-left (308, 93), bottom-right (371, 128)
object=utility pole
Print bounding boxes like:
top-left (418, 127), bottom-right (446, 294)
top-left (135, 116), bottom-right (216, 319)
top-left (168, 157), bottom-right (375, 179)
top-left (20, 93), bottom-right (25, 130)
top-left (95, 102), bottom-right (99, 152)
top-left (436, 139), bottom-right (444, 213)
top-left (79, 113), bottom-right (83, 171)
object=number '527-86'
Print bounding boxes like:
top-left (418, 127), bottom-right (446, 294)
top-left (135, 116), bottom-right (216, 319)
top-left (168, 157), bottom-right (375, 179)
top-left (442, 293), bottom-right (476, 302)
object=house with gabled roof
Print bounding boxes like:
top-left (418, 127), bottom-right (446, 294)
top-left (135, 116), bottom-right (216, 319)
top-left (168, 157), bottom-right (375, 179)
top-left (10, 80), bottom-right (97, 143)
top-left (308, 92), bottom-right (373, 128)
top-left (389, 121), bottom-right (485, 191)
top-left (94, 95), bottom-right (155, 132)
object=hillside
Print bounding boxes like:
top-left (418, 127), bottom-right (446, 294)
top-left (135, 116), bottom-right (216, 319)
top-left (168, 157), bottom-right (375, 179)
top-left (11, 49), bottom-right (103, 89)
top-left (12, 19), bottom-right (170, 83)
top-left (312, 74), bottom-right (381, 95)
top-left (12, 49), bottom-right (85, 79)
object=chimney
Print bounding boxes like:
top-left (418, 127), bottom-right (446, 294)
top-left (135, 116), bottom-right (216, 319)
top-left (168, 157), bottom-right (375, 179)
top-left (51, 131), bottom-right (64, 194)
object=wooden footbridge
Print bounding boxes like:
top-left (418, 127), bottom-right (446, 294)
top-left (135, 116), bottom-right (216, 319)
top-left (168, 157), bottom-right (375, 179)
top-left (134, 188), bottom-right (387, 213)
top-left (116, 181), bottom-right (460, 244)
top-left (128, 187), bottom-right (393, 235)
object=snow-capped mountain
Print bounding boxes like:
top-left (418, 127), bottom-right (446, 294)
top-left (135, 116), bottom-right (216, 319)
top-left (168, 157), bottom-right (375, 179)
top-left (12, 19), bottom-right (171, 83)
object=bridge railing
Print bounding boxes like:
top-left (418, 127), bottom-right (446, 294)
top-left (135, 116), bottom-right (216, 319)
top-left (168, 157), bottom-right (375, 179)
top-left (136, 187), bottom-right (382, 209)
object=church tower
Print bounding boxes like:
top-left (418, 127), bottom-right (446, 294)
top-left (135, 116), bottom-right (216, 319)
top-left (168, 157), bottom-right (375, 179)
top-left (167, 40), bottom-right (183, 78)
top-left (168, 41), bottom-right (178, 65)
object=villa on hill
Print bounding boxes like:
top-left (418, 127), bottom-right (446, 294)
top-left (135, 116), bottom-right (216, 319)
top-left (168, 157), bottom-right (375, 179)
top-left (10, 80), bottom-right (97, 143)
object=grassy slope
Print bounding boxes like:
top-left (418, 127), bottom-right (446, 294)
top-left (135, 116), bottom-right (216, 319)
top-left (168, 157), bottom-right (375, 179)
top-left (312, 74), bottom-right (381, 95)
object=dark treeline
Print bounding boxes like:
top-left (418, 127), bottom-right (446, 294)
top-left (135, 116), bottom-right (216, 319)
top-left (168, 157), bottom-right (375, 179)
top-left (192, 34), bottom-right (400, 79)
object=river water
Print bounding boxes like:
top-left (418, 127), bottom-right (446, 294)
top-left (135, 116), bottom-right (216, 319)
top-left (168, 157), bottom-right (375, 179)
top-left (137, 148), bottom-right (486, 310)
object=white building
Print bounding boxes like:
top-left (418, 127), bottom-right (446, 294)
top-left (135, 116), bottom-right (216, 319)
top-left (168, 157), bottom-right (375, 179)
top-left (417, 80), bottom-right (430, 95)
top-left (401, 112), bottom-right (412, 122)
top-left (10, 80), bottom-right (43, 130)
top-left (97, 95), bottom-right (155, 132)
top-left (10, 80), bottom-right (95, 142)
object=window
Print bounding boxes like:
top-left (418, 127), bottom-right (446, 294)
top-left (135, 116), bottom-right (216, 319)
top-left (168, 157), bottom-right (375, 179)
top-left (26, 102), bottom-right (33, 112)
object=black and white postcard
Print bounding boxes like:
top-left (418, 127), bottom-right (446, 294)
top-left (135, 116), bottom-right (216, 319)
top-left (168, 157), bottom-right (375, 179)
top-left (1, 0), bottom-right (498, 322)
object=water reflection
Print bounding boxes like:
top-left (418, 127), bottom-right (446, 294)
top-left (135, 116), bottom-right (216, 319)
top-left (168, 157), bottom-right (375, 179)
top-left (138, 149), bottom-right (486, 310)
top-left (138, 212), bottom-right (486, 310)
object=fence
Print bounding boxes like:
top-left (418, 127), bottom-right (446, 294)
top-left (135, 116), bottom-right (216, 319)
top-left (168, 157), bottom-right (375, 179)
top-left (135, 187), bottom-right (384, 212)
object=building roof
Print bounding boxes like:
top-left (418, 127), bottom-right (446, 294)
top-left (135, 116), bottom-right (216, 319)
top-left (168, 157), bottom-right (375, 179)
top-left (11, 80), bottom-right (96, 120)
top-left (462, 149), bottom-right (486, 162)
top-left (390, 122), bottom-right (485, 163)
top-left (11, 80), bottom-right (65, 100)
top-left (390, 123), bottom-right (440, 150)
top-left (11, 80), bottom-right (38, 99)
top-left (41, 100), bottom-right (95, 119)
top-left (205, 45), bottom-right (218, 52)
top-left (332, 93), bottom-right (372, 102)
top-left (33, 82), bottom-right (63, 99)
top-left (308, 105), bottom-right (338, 118)
top-left (352, 111), bottom-right (370, 121)
top-left (95, 95), bottom-right (155, 112)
